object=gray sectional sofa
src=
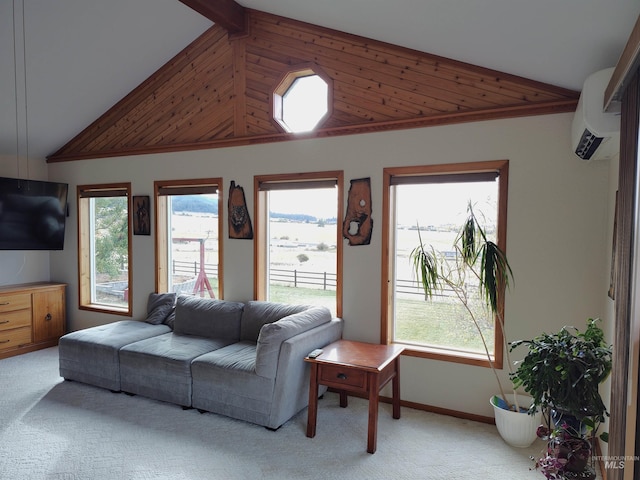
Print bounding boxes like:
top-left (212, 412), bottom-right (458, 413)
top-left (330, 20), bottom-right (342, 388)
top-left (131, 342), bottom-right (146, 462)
top-left (59, 293), bottom-right (343, 429)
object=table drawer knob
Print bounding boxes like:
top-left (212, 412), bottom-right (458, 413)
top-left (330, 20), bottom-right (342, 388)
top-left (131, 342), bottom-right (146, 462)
top-left (337, 373), bottom-right (347, 380)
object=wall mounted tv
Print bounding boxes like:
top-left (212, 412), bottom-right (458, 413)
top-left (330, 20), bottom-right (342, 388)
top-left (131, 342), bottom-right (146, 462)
top-left (0, 177), bottom-right (69, 250)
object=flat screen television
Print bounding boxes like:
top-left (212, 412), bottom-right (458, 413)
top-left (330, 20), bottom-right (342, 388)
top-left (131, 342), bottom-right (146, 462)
top-left (0, 176), bottom-right (69, 250)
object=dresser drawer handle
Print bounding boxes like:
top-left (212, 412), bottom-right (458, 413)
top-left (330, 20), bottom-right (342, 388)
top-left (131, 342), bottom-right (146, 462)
top-left (337, 373), bottom-right (347, 380)
top-left (0, 339), bottom-right (10, 344)
top-left (0, 302), bottom-right (9, 306)
top-left (45, 313), bottom-right (52, 322)
top-left (0, 320), bottom-right (9, 325)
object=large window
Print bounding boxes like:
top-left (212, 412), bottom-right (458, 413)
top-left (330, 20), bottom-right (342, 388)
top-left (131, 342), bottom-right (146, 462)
top-left (77, 183), bottom-right (132, 315)
top-left (382, 160), bottom-right (509, 366)
top-left (254, 172), bottom-right (343, 317)
top-left (154, 179), bottom-right (222, 298)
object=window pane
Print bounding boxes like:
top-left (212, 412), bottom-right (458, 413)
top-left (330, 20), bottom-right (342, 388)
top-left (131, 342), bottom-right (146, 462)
top-left (91, 196), bottom-right (129, 308)
top-left (393, 179), bottom-right (499, 354)
top-left (165, 193), bottom-right (219, 298)
top-left (266, 187), bottom-right (337, 315)
top-left (282, 75), bottom-right (328, 133)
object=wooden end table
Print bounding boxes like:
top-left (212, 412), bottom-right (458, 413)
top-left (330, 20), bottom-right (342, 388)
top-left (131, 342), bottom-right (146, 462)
top-left (305, 340), bottom-right (404, 454)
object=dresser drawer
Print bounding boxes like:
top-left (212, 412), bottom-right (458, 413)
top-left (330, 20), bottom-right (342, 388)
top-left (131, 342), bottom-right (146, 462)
top-left (0, 294), bottom-right (31, 314)
top-left (0, 309), bottom-right (31, 331)
top-left (0, 326), bottom-right (32, 351)
top-left (319, 364), bottom-right (368, 391)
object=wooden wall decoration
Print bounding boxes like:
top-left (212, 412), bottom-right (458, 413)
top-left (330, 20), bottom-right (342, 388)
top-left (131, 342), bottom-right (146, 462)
top-left (343, 177), bottom-right (373, 246)
top-left (48, 10), bottom-right (579, 163)
top-left (228, 181), bottom-right (253, 239)
top-left (133, 195), bottom-right (151, 235)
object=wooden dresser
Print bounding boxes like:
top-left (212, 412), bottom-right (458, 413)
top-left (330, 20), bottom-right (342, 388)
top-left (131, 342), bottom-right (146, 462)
top-left (0, 282), bottom-right (66, 360)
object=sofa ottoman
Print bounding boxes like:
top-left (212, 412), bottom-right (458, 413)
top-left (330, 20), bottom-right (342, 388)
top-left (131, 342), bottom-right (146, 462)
top-left (58, 320), bottom-right (171, 391)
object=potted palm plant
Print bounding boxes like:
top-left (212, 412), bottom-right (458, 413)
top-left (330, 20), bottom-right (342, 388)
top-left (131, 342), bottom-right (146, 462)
top-left (510, 318), bottom-right (612, 479)
top-left (410, 202), bottom-right (540, 447)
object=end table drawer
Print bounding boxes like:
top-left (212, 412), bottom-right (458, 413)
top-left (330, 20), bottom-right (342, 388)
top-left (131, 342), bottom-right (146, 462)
top-left (319, 364), bottom-right (367, 390)
top-left (0, 309), bottom-right (32, 331)
top-left (0, 326), bottom-right (32, 351)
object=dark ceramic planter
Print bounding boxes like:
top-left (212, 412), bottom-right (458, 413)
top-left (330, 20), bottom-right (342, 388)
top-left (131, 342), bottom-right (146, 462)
top-left (548, 410), bottom-right (595, 479)
top-left (550, 437), bottom-right (591, 473)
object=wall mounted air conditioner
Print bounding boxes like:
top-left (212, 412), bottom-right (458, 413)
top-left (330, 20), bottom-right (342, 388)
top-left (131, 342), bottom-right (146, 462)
top-left (571, 67), bottom-right (621, 161)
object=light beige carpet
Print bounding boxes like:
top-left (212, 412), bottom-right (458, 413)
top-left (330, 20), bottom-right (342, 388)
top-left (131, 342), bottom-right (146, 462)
top-left (0, 347), bottom-right (578, 480)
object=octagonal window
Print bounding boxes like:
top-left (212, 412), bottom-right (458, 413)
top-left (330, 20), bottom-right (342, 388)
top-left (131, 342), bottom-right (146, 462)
top-left (273, 66), bottom-right (331, 134)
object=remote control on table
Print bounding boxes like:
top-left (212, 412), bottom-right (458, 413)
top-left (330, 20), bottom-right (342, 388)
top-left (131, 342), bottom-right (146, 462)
top-left (308, 349), bottom-right (323, 359)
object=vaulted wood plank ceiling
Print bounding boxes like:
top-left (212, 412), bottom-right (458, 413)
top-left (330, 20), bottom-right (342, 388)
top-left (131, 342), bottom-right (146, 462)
top-left (48, 7), bottom-right (579, 162)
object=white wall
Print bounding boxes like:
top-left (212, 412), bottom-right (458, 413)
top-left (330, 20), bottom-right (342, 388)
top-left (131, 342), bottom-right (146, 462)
top-left (34, 112), bottom-right (613, 417)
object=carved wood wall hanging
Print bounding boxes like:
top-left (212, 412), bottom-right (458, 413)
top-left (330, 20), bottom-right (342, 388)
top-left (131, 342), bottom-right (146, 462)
top-left (342, 177), bottom-right (372, 246)
top-left (228, 181), bottom-right (253, 239)
top-left (133, 195), bottom-right (151, 235)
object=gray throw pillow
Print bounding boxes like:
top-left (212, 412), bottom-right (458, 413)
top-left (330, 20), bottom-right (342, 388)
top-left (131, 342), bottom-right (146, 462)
top-left (145, 292), bottom-right (177, 325)
top-left (164, 310), bottom-right (176, 329)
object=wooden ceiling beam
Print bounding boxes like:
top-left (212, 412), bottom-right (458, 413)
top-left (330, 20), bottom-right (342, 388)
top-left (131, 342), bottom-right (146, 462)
top-left (179, 0), bottom-right (247, 35)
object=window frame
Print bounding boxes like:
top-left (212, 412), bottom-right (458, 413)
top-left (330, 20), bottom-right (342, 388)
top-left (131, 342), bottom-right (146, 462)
top-left (253, 171), bottom-right (344, 318)
top-left (381, 160), bottom-right (509, 368)
top-left (77, 182), bottom-right (133, 316)
top-left (154, 178), bottom-right (223, 297)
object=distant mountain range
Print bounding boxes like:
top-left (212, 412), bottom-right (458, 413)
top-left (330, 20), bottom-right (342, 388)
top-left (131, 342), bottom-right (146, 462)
top-left (172, 195), bottom-right (218, 214)
top-left (172, 196), bottom-right (336, 223)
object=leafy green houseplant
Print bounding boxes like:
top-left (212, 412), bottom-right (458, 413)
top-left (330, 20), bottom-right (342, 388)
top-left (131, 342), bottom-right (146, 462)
top-left (410, 202), bottom-right (516, 406)
top-left (510, 318), bottom-right (612, 437)
top-left (510, 318), bottom-right (613, 479)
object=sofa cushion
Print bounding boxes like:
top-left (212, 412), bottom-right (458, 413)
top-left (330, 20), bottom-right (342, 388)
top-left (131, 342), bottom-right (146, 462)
top-left (191, 342), bottom-right (275, 426)
top-left (119, 332), bottom-right (231, 406)
top-left (255, 306), bottom-right (331, 378)
top-left (240, 301), bottom-right (310, 341)
top-left (193, 341), bottom-right (257, 373)
top-left (145, 292), bottom-right (177, 325)
top-left (173, 296), bottom-right (243, 340)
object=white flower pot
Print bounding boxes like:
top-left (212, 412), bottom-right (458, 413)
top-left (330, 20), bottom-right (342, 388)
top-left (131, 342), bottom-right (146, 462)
top-left (490, 394), bottom-right (541, 448)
